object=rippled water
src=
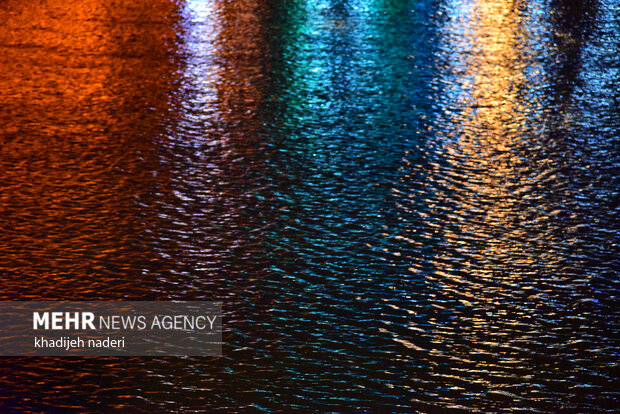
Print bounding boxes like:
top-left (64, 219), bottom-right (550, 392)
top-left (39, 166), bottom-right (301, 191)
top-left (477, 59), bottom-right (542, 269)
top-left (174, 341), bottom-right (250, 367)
top-left (0, 0), bottom-right (618, 411)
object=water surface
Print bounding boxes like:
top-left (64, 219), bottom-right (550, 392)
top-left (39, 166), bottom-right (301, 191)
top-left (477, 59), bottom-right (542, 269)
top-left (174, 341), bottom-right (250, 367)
top-left (0, 0), bottom-right (618, 411)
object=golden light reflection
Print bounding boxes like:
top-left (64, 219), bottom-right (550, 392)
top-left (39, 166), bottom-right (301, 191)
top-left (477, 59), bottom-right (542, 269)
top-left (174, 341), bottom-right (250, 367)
top-left (0, 0), bottom-right (184, 298)
top-left (430, 0), bottom-right (552, 291)
top-left (420, 0), bottom-right (561, 369)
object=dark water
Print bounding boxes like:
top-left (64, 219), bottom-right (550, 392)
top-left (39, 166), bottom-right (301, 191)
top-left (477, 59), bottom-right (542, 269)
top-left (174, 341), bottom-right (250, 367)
top-left (0, 0), bottom-right (618, 411)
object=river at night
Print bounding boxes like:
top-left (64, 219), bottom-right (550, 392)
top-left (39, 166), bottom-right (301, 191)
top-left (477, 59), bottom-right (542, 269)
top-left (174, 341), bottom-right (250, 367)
top-left (0, 0), bottom-right (618, 411)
